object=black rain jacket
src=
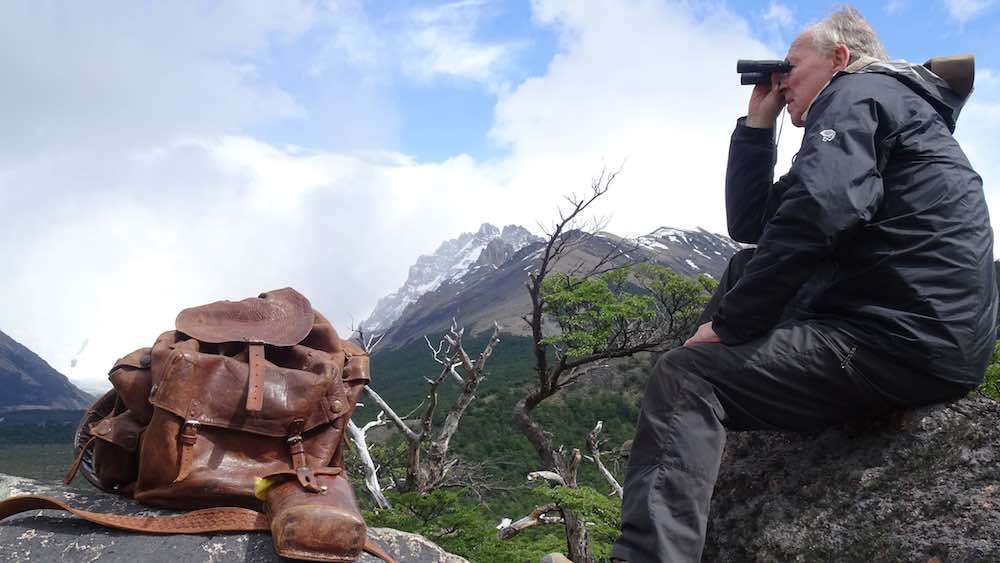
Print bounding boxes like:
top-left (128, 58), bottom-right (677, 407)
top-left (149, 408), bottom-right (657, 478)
top-left (713, 61), bottom-right (997, 387)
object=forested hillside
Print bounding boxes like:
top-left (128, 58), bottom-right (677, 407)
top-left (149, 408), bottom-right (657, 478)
top-left (350, 330), bottom-right (657, 560)
top-left (360, 333), bottom-right (651, 486)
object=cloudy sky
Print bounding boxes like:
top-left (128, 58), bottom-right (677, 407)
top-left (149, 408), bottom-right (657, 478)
top-left (1, 0), bottom-right (998, 393)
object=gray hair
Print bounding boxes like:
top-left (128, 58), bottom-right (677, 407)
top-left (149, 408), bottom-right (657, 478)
top-left (807, 6), bottom-right (888, 62)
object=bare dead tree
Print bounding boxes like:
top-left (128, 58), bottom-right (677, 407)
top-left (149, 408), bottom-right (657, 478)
top-left (585, 421), bottom-right (622, 499)
top-left (346, 325), bottom-right (394, 508)
top-left (355, 320), bottom-right (502, 493)
top-left (346, 413), bottom-right (391, 509)
top-left (508, 169), bottom-right (711, 563)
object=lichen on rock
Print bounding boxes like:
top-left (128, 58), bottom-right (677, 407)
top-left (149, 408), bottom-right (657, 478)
top-left (704, 394), bottom-right (1000, 562)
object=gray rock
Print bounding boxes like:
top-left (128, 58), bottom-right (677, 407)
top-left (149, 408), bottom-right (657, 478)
top-left (704, 394), bottom-right (1000, 563)
top-left (0, 474), bottom-right (467, 562)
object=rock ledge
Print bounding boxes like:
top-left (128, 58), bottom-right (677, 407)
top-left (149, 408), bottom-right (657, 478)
top-left (0, 474), bottom-right (467, 562)
top-left (705, 394), bottom-right (1000, 562)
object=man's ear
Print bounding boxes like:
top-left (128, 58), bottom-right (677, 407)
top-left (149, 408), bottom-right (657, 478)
top-left (832, 43), bottom-right (851, 72)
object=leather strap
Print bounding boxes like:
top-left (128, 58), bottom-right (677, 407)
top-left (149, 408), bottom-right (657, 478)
top-left (64, 436), bottom-right (97, 485)
top-left (286, 418), bottom-right (323, 492)
top-left (0, 495), bottom-right (267, 533)
top-left (247, 343), bottom-right (266, 411)
top-left (0, 495), bottom-right (396, 562)
top-left (365, 538), bottom-right (397, 563)
top-left (172, 421), bottom-right (200, 483)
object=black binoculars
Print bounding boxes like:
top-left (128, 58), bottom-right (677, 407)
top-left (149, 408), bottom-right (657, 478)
top-left (737, 59), bottom-right (793, 85)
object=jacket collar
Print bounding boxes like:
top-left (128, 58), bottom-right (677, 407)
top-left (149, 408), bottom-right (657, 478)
top-left (800, 56), bottom-right (881, 122)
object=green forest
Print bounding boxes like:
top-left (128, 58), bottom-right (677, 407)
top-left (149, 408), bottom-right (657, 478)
top-left (352, 332), bottom-right (652, 562)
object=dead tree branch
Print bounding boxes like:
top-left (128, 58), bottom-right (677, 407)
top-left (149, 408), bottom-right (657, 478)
top-left (586, 421), bottom-right (623, 499)
top-left (433, 322), bottom-right (501, 453)
top-left (363, 386), bottom-right (420, 443)
top-left (527, 470), bottom-right (566, 486)
top-left (359, 320), bottom-right (502, 493)
top-left (346, 415), bottom-right (391, 509)
top-left (351, 324), bottom-right (385, 355)
top-left (496, 503), bottom-right (563, 540)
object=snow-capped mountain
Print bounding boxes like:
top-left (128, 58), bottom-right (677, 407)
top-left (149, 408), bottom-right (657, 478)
top-left (361, 223), bottom-right (541, 333)
top-left (373, 226), bottom-right (744, 349)
top-left (636, 227), bottom-right (745, 277)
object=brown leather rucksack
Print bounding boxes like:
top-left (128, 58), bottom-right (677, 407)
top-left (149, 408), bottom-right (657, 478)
top-left (0, 288), bottom-right (393, 562)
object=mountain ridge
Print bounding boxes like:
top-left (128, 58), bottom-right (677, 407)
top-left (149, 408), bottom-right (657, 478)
top-left (373, 225), bottom-right (743, 350)
top-left (0, 330), bottom-right (93, 412)
top-left (361, 223), bottom-right (541, 333)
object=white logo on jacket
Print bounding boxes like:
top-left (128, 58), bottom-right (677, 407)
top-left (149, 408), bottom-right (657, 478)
top-left (819, 129), bottom-right (836, 142)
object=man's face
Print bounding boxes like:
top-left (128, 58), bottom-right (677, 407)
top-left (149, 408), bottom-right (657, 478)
top-left (779, 33), bottom-right (841, 127)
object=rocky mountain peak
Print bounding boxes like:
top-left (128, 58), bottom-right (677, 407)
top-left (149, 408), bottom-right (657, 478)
top-left (361, 223), bottom-right (542, 333)
top-left (499, 225), bottom-right (537, 250)
top-left (476, 223), bottom-right (500, 237)
top-left (473, 238), bottom-right (515, 269)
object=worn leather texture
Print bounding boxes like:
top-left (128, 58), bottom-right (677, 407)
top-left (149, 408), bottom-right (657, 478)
top-left (175, 287), bottom-right (315, 346)
top-left (43, 288), bottom-right (378, 561)
top-left (267, 473), bottom-right (367, 562)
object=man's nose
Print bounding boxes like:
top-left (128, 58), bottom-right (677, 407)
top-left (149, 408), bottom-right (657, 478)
top-left (777, 75), bottom-right (790, 94)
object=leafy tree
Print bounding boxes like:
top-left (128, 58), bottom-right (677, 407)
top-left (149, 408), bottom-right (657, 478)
top-left (540, 269), bottom-right (656, 357)
top-left (508, 171), bottom-right (715, 562)
top-left (537, 485), bottom-right (622, 561)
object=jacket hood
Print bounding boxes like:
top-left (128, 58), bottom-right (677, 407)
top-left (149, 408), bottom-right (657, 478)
top-left (844, 58), bottom-right (971, 132)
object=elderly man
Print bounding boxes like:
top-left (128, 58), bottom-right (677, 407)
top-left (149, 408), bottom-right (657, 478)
top-left (611, 7), bottom-right (996, 562)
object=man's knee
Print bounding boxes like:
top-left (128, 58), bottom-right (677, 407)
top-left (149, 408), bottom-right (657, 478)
top-left (647, 348), bottom-right (716, 404)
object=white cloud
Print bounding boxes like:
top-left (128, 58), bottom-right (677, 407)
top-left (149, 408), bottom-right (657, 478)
top-left (490, 0), bottom-right (801, 238)
top-left (886, 0), bottom-right (910, 14)
top-left (944, 0), bottom-right (995, 23)
top-left (309, 0), bottom-right (521, 93)
top-left (317, 0), bottom-right (381, 70)
top-left (399, 0), bottom-right (522, 90)
top-left (0, 2), bottom-right (313, 159)
top-left (755, 1), bottom-right (796, 59)
top-left (763, 1), bottom-right (795, 28)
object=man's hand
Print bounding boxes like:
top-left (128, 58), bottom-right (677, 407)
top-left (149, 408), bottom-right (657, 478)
top-left (746, 74), bottom-right (786, 128)
top-left (684, 321), bottom-right (722, 347)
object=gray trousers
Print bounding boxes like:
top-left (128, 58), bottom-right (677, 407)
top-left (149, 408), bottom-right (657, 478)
top-left (610, 249), bottom-right (970, 562)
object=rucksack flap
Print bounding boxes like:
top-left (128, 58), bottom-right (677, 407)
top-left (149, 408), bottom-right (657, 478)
top-left (174, 287), bottom-right (315, 347)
